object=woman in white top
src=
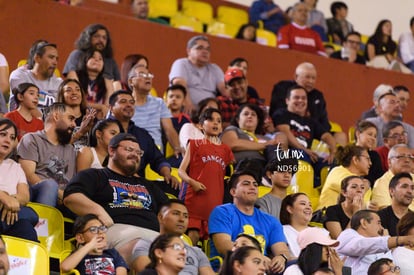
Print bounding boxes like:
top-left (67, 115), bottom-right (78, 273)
top-left (179, 97), bottom-right (219, 151)
top-left (392, 211), bottom-right (414, 274)
top-left (280, 193), bottom-right (313, 257)
top-left (0, 118), bottom-right (38, 241)
top-left (76, 119), bottom-right (120, 171)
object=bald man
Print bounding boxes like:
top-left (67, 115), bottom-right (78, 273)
top-left (269, 62), bottom-right (347, 145)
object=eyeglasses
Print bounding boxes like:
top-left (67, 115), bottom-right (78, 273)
top-left (192, 45), bottom-right (210, 52)
top-left (166, 243), bottom-right (187, 252)
top-left (82, 225), bottom-right (108, 234)
top-left (390, 154), bottom-right (414, 161)
top-left (359, 155), bottom-right (371, 162)
top-left (135, 72), bottom-right (154, 79)
top-left (380, 265), bottom-right (400, 274)
top-left (118, 145), bottom-right (144, 157)
top-left (346, 39), bottom-right (361, 45)
top-left (388, 132), bottom-right (408, 139)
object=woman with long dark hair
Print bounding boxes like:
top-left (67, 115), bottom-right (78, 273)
top-left (0, 118), bottom-right (39, 242)
top-left (76, 119), bottom-right (120, 171)
top-left (76, 49), bottom-right (109, 119)
top-left (235, 24), bottom-right (257, 42)
top-left (56, 78), bottom-right (96, 148)
top-left (365, 20), bottom-right (397, 62)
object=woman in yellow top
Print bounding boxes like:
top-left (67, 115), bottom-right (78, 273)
top-left (317, 144), bottom-right (372, 210)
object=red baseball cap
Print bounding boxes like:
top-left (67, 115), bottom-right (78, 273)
top-left (224, 68), bottom-right (245, 85)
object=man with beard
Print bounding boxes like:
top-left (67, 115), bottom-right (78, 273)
top-left (377, 173), bottom-right (414, 236)
top-left (17, 103), bottom-right (77, 207)
top-left (9, 40), bottom-right (62, 112)
top-left (63, 24), bottom-right (121, 95)
top-left (108, 90), bottom-right (180, 194)
top-left (63, 133), bottom-right (169, 266)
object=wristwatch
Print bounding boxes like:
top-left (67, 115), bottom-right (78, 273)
top-left (279, 253), bottom-right (288, 263)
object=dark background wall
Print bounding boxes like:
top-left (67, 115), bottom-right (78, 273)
top-left (1, 0), bottom-right (413, 130)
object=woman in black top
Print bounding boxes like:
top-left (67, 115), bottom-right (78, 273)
top-left (325, 175), bottom-right (366, 239)
top-left (365, 19), bottom-right (397, 62)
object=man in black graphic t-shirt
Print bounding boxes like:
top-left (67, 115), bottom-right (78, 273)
top-left (64, 133), bottom-right (168, 265)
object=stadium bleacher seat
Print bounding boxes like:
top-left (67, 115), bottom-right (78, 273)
top-left (4, 235), bottom-right (49, 275)
top-left (216, 5), bottom-right (248, 29)
top-left (148, 0), bottom-right (178, 19)
top-left (256, 29), bottom-right (277, 47)
top-left (28, 202), bottom-right (75, 260)
top-left (207, 21), bottom-right (239, 38)
top-left (170, 13), bottom-right (204, 33)
top-left (181, 0), bottom-right (214, 25)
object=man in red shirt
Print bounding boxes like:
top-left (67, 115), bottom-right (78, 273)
top-left (277, 2), bottom-right (327, 56)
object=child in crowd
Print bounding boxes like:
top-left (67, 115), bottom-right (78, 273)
top-left (178, 108), bottom-right (234, 246)
top-left (164, 84), bottom-right (191, 167)
top-left (60, 214), bottom-right (128, 274)
top-left (165, 84), bottom-right (191, 135)
top-left (4, 83), bottom-right (43, 140)
top-left (76, 49), bottom-right (109, 119)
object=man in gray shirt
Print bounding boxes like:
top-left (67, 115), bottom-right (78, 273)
top-left (9, 40), bottom-right (62, 112)
top-left (17, 103), bottom-right (77, 207)
top-left (169, 35), bottom-right (227, 113)
top-left (367, 92), bottom-right (414, 148)
top-left (131, 199), bottom-right (214, 275)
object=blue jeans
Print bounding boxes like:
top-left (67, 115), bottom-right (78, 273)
top-left (405, 60), bottom-right (414, 72)
top-left (30, 179), bottom-right (59, 207)
top-left (0, 206), bottom-right (39, 242)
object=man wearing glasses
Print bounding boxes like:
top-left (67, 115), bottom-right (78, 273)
top-left (376, 121), bottom-right (408, 172)
top-left (169, 35), bottom-right (227, 113)
top-left (367, 92), bottom-right (414, 148)
top-left (107, 90), bottom-right (180, 195)
top-left (368, 258), bottom-right (400, 275)
top-left (128, 64), bottom-right (180, 156)
top-left (64, 133), bottom-right (169, 266)
top-left (330, 31), bottom-right (366, 64)
top-left (372, 144), bottom-right (414, 211)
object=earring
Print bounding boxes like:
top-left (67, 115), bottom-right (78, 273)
top-left (158, 258), bottom-right (162, 264)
